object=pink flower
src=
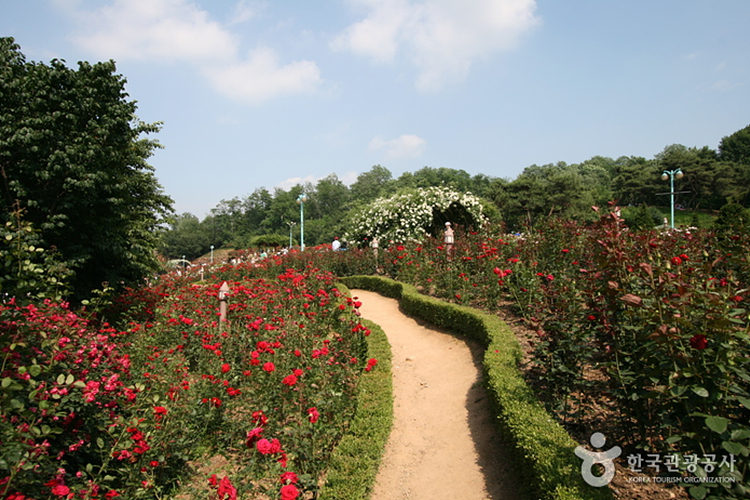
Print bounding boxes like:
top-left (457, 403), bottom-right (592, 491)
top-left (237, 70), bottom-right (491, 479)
top-left (246, 427), bottom-right (263, 447)
top-left (82, 380), bottom-right (100, 403)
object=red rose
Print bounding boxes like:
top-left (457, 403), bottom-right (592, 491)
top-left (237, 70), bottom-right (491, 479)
top-left (689, 334), bottom-right (708, 350)
top-left (256, 438), bottom-right (274, 454)
top-left (308, 407), bottom-right (320, 423)
top-left (280, 471), bottom-right (299, 484)
top-left (280, 484), bottom-right (299, 500)
top-left (246, 427), bottom-right (263, 447)
top-left (51, 484), bottom-right (70, 497)
top-left (263, 362), bottom-right (275, 373)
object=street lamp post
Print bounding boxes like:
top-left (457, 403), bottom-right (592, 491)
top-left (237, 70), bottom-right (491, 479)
top-left (210, 245), bottom-right (214, 264)
top-left (661, 169), bottom-right (684, 229)
top-left (296, 193), bottom-right (308, 251)
top-left (286, 221), bottom-right (296, 249)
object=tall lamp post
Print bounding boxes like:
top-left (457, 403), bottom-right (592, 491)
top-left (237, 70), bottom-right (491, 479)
top-left (296, 193), bottom-right (308, 251)
top-left (661, 169), bottom-right (684, 229)
top-left (286, 221), bottom-right (296, 249)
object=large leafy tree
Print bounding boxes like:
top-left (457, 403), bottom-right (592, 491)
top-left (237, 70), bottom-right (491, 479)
top-left (160, 213), bottom-right (210, 260)
top-left (0, 38), bottom-right (173, 300)
top-left (719, 124), bottom-right (750, 165)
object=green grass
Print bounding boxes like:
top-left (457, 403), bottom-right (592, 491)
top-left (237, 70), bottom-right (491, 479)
top-left (318, 285), bottom-right (393, 500)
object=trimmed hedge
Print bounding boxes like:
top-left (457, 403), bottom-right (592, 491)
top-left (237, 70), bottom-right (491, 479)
top-left (318, 285), bottom-right (394, 500)
top-left (340, 275), bottom-right (611, 500)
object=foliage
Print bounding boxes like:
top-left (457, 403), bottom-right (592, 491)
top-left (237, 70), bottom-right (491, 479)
top-left (719, 124), bottom-right (750, 165)
top-left (0, 37), bottom-right (173, 301)
top-left (160, 213), bottom-right (211, 260)
top-left (0, 210), bottom-right (72, 302)
top-left (714, 202), bottom-right (750, 234)
top-left (621, 204), bottom-right (664, 231)
top-left (249, 233), bottom-right (289, 248)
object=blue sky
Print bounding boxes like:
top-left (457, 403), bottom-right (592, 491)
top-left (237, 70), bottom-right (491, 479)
top-left (3, 1), bottom-right (749, 218)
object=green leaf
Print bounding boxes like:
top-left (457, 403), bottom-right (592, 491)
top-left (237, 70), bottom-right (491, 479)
top-left (28, 364), bottom-right (41, 377)
top-left (705, 416), bottom-right (729, 433)
top-left (96, 437), bottom-right (105, 449)
top-left (1, 377), bottom-right (11, 388)
top-left (721, 440), bottom-right (746, 456)
top-left (691, 386), bottom-right (709, 397)
top-left (689, 485), bottom-right (707, 499)
top-left (65, 373), bottom-right (74, 385)
top-left (56, 373), bottom-right (65, 385)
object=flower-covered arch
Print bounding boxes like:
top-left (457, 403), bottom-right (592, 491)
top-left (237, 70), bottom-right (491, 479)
top-left (343, 186), bottom-right (487, 246)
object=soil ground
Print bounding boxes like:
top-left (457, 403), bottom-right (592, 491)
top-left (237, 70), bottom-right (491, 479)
top-left (353, 289), bottom-right (522, 500)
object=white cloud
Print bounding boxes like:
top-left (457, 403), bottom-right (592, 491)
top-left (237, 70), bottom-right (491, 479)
top-left (276, 175), bottom-right (319, 190)
top-left (276, 171), bottom-right (358, 190)
top-left (333, 0), bottom-right (540, 91)
top-left (228, 0), bottom-right (257, 25)
top-left (369, 134), bottom-right (426, 159)
top-left (205, 47), bottom-right (321, 104)
top-left (66, 0), bottom-right (321, 104)
top-left (340, 170), bottom-right (359, 186)
top-left (707, 79), bottom-right (741, 92)
top-left (70, 0), bottom-right (238, 63)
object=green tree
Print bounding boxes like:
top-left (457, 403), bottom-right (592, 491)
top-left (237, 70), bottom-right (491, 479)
top-left (242, 187), bottom-right (273, 234)
top-left (0, 37), bottom-right (172, 299)
top-left (160, 213), bottom-right (210, 260)
top-left (718, 124), bottom-right (750, 165)
top-left (349, 165), bottom-right (393, 205)
top-left (611, 156), bottom-right (662, 207)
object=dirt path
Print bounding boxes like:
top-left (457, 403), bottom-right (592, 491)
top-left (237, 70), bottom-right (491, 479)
top-left (352, 290), bottom-right (523, 500)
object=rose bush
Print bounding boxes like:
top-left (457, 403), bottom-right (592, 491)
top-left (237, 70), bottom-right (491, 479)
top-left (1, 262), bottom-right (373, 499)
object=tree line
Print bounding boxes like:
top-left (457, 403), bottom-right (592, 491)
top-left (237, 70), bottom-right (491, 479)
top-left (163, 124), bottom-right (750, 260)
top-left (3, 35), bottom-right (749, 301)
